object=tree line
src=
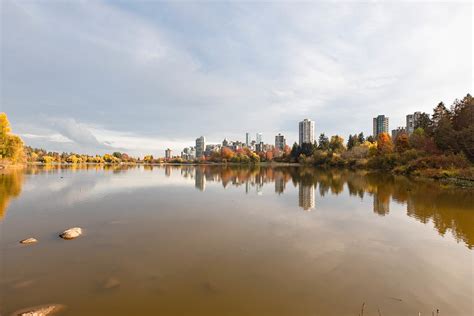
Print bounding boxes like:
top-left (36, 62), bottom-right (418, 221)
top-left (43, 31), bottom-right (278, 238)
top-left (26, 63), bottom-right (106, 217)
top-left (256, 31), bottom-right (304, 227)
top-left (285, 94), bottom-right (473, 179)
top-left (1, 93), bottom-right (472, 179)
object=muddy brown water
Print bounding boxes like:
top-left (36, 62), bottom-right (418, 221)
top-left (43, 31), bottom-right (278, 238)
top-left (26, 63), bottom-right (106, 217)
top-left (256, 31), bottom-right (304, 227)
top-left (1, 165), bottom-right (472, 315)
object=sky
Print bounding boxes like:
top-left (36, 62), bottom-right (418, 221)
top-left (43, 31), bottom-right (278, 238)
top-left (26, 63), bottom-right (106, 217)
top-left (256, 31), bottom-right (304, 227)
top-left (1, 0), bottom-right (472, 157)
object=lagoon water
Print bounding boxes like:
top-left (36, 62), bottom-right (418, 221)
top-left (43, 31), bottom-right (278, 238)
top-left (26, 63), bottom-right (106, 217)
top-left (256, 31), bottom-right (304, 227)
top-left (1, 165), bottom-right (473, 315)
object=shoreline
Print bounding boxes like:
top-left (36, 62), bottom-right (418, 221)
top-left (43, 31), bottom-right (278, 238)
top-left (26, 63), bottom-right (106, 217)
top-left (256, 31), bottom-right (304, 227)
top-left (2, 161), bottom-right (472, 187)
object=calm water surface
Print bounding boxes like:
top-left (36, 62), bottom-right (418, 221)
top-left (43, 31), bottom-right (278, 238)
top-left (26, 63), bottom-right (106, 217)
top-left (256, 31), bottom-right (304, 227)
top-left (1, 165), bottom-right (473, 315)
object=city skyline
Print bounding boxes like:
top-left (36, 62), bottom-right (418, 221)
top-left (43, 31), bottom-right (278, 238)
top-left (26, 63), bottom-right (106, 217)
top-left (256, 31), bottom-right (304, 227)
top-left (2, 1), bottom-right (471, 156)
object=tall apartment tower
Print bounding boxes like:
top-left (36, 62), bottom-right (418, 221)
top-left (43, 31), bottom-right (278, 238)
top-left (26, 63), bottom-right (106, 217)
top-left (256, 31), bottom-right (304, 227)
top-left (275, 133), bottom-right (286, 151)
top-left (245, 132), bottom-right (250, 146)
top-left (256, 133), bottom-right (263, 144)
top-left (406, 111), bottom-right (421, 134)
top-left (165, 148), bottom-right (172, 160)
top-left (299, 119), bottom-right (315, 145)
top-left (195, 136), bottom-right (206, 158)
top-left (373, 115), bottom-right (389, 137)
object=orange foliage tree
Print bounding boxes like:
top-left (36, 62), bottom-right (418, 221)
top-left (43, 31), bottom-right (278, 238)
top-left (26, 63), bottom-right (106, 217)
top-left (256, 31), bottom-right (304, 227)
top-left (377, 133), bottom-right (393, 154)
top-left (395, 133), bottom-right (410, 153)
top-left (220, 147), bottom-right (235, 160)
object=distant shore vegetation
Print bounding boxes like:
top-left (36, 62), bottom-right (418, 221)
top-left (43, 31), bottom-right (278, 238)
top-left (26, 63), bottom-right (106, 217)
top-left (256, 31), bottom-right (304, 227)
top-left (1, 94), bottom-right (473, 181)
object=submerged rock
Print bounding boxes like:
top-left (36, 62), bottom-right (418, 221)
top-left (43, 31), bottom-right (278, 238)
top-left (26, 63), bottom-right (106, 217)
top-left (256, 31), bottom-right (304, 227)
top-left (19, 238), bottom-right (38, 244)
top-left (103, 277), bottom-right (120, 289)
top-left (12, 279), bottom-right (35, 289)
top-left (12, 304), bottom-right (65, 316)
top-left (59, 227), bottom-right (82, 240)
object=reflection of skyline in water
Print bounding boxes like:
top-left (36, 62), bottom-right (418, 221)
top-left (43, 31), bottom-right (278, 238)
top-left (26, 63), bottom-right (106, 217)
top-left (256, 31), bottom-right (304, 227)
top-left (2, 165), bottom-right (473, 249)
top-left (299, 184), bottom-right (315, 211)
top-left (153, 165), bottom-right (474, 249)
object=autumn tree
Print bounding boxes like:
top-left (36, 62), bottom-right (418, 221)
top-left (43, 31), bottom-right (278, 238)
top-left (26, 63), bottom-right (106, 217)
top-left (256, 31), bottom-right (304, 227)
top-left (329, 135), bottom-right (345, 153)
top-left (377, 132), bottom-right (393, 154)
top-left (0, 113), bottom-right (25, 163)
top-left (394, 132), bottom-right (410, 153)
top-left (220, 147), bottom-right (234, 160)
top-left (265, 150), bottom-right (273, 161)
top-left (0, 113), bottom-right (11, 158)
top-left (143, 155), bottom-right (154, 163)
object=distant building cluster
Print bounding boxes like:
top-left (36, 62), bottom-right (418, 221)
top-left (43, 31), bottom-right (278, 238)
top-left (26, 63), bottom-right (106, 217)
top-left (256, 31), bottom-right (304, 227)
top-left (167, 112), bottom-right (424, 159)
top-left (372, 111), bottom-right (423, 140)
top-left (177, 130), bottom-right (289, 160)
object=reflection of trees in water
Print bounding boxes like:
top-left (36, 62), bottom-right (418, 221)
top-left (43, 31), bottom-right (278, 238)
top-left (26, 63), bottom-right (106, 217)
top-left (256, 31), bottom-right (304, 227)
top-left (0, 170), bottom-right (24, 220)
top-left (404, 185), bottom-right (474, 249)
top-left (182, 166), bottom-right (474, 249)
top-left (5, 165), bottom-right (473, 249)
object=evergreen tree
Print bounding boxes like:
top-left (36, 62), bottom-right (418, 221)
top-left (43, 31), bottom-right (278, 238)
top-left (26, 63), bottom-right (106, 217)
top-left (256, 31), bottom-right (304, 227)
top-left (318, 133), bottom-right (329, 151)
top-left (414, 112), bottom-right (432, 135)
top-left (347, 135), bottom-right (355, 150)
top-left (432, 102), bottom-right (450, 127)
top-left (290, 142), bottom-right (300, 158)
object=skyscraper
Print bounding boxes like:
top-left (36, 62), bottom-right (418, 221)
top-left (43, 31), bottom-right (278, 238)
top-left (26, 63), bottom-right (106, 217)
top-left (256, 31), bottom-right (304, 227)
top-left (406, 111), bottom-right (421, 134)
top-left (245, 132), bottom-right (250, 146)
top-left (256, 133), bottom-right (263, 144)
top-left (299, 119), bottom-right (315, 145)
top-left (165, 148), bottom-right (172, 160)
top-left (373, 115), bottom-right (389, 137)
top-left (275, 133), bottom-right (286, 151)
top-left (195, 136), bottom-right (206, 158)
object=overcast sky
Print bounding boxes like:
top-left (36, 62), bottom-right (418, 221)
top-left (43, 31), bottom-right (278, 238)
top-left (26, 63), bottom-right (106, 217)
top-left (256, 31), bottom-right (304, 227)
top-left (1, 1), bottom-right (472, 156)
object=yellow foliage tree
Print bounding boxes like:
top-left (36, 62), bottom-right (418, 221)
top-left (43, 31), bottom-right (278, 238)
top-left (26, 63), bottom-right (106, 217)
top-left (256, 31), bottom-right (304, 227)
top-left (0, 113), bottom-right (25, 163)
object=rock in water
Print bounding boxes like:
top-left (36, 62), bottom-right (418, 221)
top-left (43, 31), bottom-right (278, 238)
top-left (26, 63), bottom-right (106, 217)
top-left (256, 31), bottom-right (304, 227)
top-left (103, 277), bottom-right (120, 289)
top-left (20, 238), bottom-right (38, 244)
top-left (12, 304), bottom-right (65, 315)
top-left (59, 227), bottom-right (82, 240)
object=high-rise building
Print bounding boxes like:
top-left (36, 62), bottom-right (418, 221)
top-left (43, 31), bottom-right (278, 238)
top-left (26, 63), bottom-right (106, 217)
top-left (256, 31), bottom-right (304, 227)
top-left (275, 133), bottom-right (286, 151)
top-left (299, 119), bottom-right (315, 145)
top-left (373, 115), bottom-right (389, 137)
top-left (256, 133), bottom-right (263, 144)
top-left (165, 148), bottom-right (172, 160)
top-left (406, 111), bottom-right (421, 135)
top-left (245, 132), bottom-right (250, 146)
top-left (195, 136), bottom-right (206, 158)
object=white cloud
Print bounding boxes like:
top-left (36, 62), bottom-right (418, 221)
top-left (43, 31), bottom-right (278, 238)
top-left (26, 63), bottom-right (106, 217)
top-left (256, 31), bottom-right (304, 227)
top-left (2, 0), bottom-right (471, 153)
